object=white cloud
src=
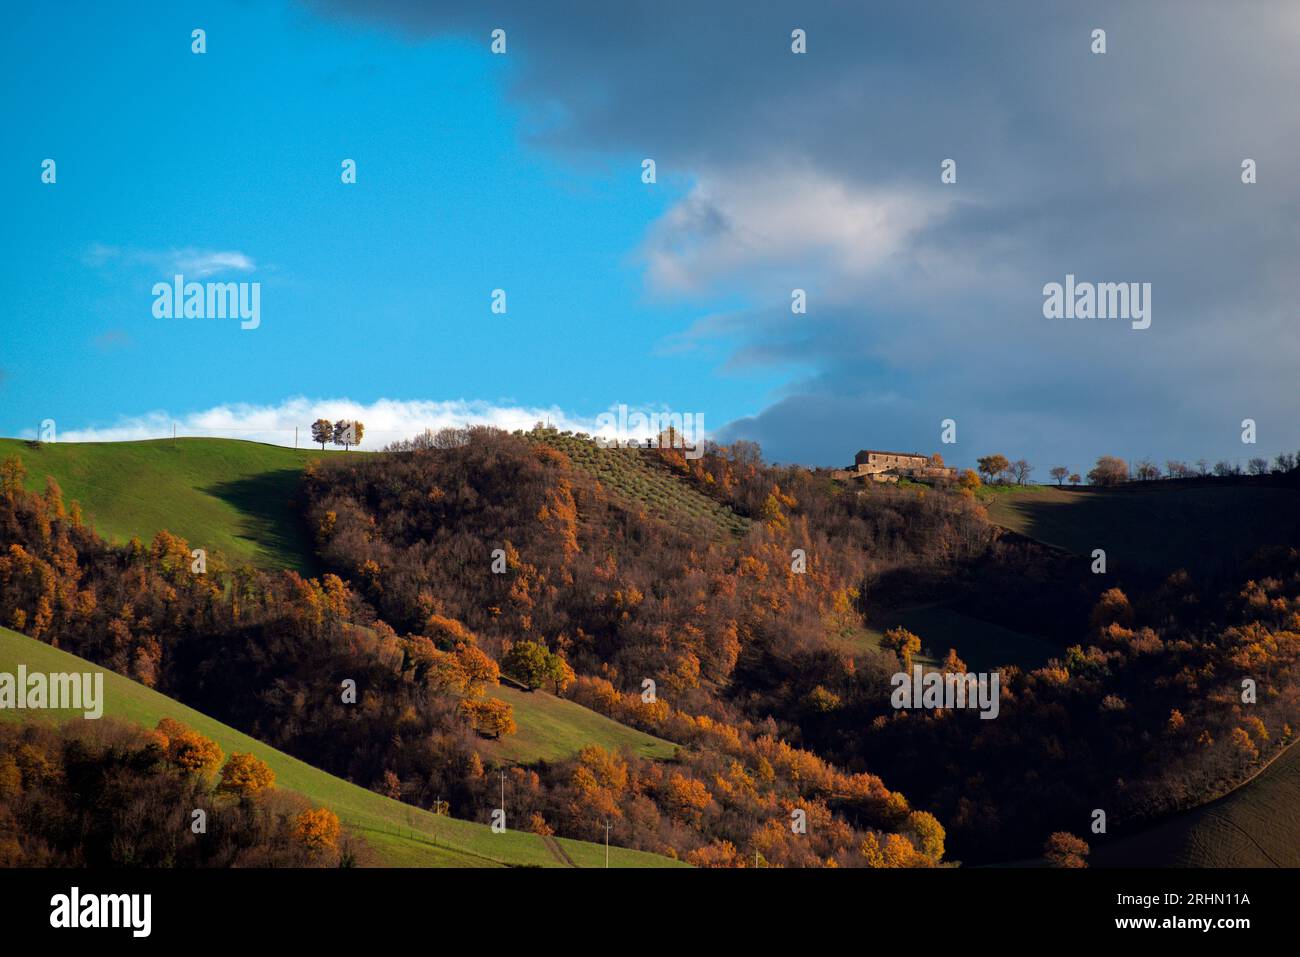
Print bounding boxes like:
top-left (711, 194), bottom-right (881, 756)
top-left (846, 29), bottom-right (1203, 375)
top-left (173, 249), bottom-right (256, 277)
top-left (32, 397), bottom-right (703, 447)
top-left (640, 166), bottom-right (945, 295)
top-left (84, 244), bottom-right (257, 278)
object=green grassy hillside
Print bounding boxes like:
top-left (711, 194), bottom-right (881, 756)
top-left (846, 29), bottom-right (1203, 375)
top-left (0, 437), bottom-right (322, 571)
top-left (0, 627), bottom-right (685, 869)
top-left (529, 431), bottom-right (751, 538)
top-left (478, 683), bottom-right (678, 766)
top-left (982, 482), bottom-right (1300, 575)
top-left (1092, 740), bottom-right (1300, 867)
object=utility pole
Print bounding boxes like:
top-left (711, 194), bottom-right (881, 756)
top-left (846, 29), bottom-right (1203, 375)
top-left (294, 425), bottom-right (298, 448)
top-left (604, 821), bottom-right (611, 868)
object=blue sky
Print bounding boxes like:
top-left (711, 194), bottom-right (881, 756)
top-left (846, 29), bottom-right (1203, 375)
top-left (1, 1), bottom-right (779, 450)
top-left (3, 1), bottom-right (1299, 472)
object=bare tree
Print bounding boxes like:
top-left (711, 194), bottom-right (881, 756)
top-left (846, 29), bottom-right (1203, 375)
top-left (1049, 466), bottom-right (1069, 485)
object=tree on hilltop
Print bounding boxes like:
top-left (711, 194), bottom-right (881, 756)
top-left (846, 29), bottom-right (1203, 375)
top-left (1087, 456), bottom-right (1128, 487)
top-left (333, 420), bottom-right (365, 451)
top-left (976, 454), bottom-right (1010, 485)
top-left (311, 418), bottom-right (333, 450)
top-left (1049, 466), bottom-right (1069, 485)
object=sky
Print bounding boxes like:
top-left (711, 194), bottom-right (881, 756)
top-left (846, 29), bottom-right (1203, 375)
top-left (2, 0), bottom-right (1298, 474)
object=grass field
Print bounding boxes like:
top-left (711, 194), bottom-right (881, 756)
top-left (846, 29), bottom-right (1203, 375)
top-left (981, 482), bottom-right (1300, 576)
top-left (476, 684), bottom-right (678, 766)
top-left (529, 431), bottom-right (751, 538)
top-left (1092, 740), bottom-right (1300, 867)
top-left (0, 627), bottom-right (685, 868)
top-left (0, 437), bottom-right (322, 571)
top-left (832, 603), bottom-right (1059, 672)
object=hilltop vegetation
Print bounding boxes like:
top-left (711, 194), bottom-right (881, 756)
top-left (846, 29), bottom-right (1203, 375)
top-left (527, 430), bottom-right (751, 538)
top-left (0, 437), bottom-right (319, 571)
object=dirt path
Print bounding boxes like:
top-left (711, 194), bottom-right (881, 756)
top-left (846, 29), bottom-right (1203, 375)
top-left (541, 834), bottom-right (578, 867)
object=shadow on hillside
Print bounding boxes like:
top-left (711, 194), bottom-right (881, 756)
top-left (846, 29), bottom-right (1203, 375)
top-left (1002, 485), bottom-right (1300, 581)
top-left (204, 469), bottom-right (320, 575)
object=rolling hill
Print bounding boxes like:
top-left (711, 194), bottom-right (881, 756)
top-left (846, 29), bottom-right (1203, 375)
top-left (479, 683), bottom-right (678, 766)
top-left (0, 436), bottom-right (686, 815)
top-left (1092, 739), bottom-right (1300, 867)
top-left (0, 627), bottom-right (685, 869)
top-left (981, 481), bottom-right (1300, 577)
top-left (0, 437), bottom-right (322, 571)
top-left (832, 602), bottom-right (1060, 672)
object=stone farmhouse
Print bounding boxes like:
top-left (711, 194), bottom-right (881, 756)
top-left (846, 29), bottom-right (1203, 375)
top-left (831, 449), bottom-right (958, 485)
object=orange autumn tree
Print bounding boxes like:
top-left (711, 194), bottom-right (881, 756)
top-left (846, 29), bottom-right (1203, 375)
top-left (218, 752), bottom-right (276, 796)
top-left (881, 627), bottom-right (922, 670)
top-left (155, 718), bottom-right (224, 776)
top-left (664, 772), bottom-right (713, 825)
top-left (1044, 831), bottom-right (1090, 868)
top-left (293, 807), bottom-right (341, 853)
top-left (459, 697), bottom-right (516, 739)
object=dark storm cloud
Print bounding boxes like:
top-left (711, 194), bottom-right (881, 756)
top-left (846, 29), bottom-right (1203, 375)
top-left (308, 0), bottom-right (1300, 467)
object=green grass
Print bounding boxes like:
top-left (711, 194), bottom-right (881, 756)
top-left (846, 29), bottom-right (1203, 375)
top-left (528, 431), bottom-right (751, 538)
top-left (1093, 739), bottom-right (1300, 867)
top-left (835, 603), bottom-right (1059, 671)
top-left (0, 627), bottom-right (685, 868)
top-left (982, 482), bottom-right (1300, 576)
top-left (0, 437), bottom-right (324, 571)
top-left (475, 684), bottom-right (678, 766)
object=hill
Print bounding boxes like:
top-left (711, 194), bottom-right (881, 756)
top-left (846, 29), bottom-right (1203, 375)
top-left (832, 602), bottom-right (1060, 672)
top-left (1092, 739), bottom-right (1300, 867)
top-left (981, 481), bottom-right (1300, 576)
top-left (0, 437), bottom-right (320, 571)
top-left (528, 431), bottom-right (751, 538)
top-left (479, 683), bottom-right (678, 766)
top-left (0, 627), bottom-right (684, 869)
